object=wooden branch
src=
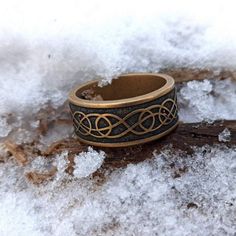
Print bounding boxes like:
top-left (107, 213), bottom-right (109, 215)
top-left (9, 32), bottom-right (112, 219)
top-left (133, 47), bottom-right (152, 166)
top-left (101, 120), bottom-right (236, 167)
top-left (42, 120), bottom-right (236, 168)
top-left (5, 120), bottom-right (234, 184)
top-left (160, 68), bottom-right (236, 83)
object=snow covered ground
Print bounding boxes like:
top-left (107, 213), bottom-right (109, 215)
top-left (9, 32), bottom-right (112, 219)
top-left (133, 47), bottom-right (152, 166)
top-left (0, 145), bottom-right (236, 236)
top-left (0, 0), bottom-right (236, 235)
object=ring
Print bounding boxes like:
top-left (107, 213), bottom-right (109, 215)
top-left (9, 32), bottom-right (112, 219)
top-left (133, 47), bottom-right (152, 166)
top-left (68, 73), bottom-right (178, 147)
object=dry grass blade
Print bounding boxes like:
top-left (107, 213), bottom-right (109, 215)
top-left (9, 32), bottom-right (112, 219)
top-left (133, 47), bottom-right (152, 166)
top-left (25, 166), bottom-right (57, 185)
top-left (4, 140), bottom-right (28, 166)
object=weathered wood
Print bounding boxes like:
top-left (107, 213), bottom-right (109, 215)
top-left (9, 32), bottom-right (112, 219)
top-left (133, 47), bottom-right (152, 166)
top-left (41, 120), bottom-right (236, 168)
top-left (8, 119), bottom-right (232, 184)
top-left (160, 68), bottom-right (236, 83)
top-left (100, 120), bottom-right (236, 166)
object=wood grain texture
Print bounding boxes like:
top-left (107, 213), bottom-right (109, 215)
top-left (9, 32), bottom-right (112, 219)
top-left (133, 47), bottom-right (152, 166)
top-left (42, 120), bottom-right (236, 168)
top-left (160, 68), bottom-right (236, 83)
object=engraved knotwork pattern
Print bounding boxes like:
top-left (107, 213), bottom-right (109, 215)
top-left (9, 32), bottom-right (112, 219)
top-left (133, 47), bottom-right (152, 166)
top-left (72, 96), bottom-right (177, 139)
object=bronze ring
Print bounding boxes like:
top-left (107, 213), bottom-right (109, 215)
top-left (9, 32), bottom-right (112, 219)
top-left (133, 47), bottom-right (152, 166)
top-left (68, 73), bottom-right (178, 147)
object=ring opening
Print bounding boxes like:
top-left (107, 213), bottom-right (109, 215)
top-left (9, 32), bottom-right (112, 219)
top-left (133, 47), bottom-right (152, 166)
top-left (76, 74), bottom-right (167, 101)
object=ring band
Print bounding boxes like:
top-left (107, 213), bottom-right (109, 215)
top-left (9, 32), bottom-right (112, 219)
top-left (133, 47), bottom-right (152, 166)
top-left (69, 73), bottom-right (178, 147)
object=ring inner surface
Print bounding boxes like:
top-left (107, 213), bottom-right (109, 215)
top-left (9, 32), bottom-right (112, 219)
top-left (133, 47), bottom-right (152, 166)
top-left (76, 75), bottom-right (167, 101)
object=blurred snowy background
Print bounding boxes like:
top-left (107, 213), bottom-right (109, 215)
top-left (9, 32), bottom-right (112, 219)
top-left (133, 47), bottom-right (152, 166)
top-left (0, 0), bottom-right (236, 235)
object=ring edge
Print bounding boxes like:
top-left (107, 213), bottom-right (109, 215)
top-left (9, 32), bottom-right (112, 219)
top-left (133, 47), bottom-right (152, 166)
top-left (68, 73), bottom-right (175, 108)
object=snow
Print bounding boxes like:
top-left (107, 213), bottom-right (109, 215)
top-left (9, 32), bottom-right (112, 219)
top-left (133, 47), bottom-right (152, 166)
top-left (179, 79), bottom-right (236, 122)
top-left (0, 146), bottom-right (236, 235)
top-left (73, 147), bottom-right (106, 178)
top-left (0, 192), bottom-right (42, 236)
top-left (0, 116), bottom-right (11, 138)
top-left (0, 0), bottom-right (236, 235)
top-left (218, 128), bottom-right (231, 142)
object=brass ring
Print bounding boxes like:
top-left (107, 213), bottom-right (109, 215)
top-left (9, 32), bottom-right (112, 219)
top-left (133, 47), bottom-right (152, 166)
top-left (68, 73), bottom-right (178, 147)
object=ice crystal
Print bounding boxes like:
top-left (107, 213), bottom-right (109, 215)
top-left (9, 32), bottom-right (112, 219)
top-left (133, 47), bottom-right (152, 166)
top-left (73, 147), bottom-right (106, 178)
top-left (179, 79), bottom-right (236, 122)
top-left (54, 151), bottom-right (70, 181)
top-left (218, 128), bottom-right (231, 142)
top-left (0, 116), bottom-right (12, 138)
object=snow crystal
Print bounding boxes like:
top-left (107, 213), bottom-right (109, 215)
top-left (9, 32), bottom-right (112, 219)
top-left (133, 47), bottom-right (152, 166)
top-left (0, 192), bottom-right (41, 236)
top-left (29, 156), bottom-right (51, 172)
top-left (178, 79), bottom-right (236, 122)
top-left (73, 147), bottom-right (106, 178)
top-left (53, 151), bottom-right (70, 181)
top-left (218, 128), bottom-right (231, 142)
top-left (0, 116), bottom-right (12, 138)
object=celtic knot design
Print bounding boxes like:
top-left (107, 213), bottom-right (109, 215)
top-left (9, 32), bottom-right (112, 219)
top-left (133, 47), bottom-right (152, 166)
top-left (72, 96), bottom-right (177, 139)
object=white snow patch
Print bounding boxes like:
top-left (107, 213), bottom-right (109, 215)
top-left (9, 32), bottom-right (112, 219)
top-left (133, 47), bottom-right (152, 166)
top-left (0, 146), bottom-right (236, 235)
top-left (53, 151), bottom-right (70, 181)
top-left (73, 147), bottom-right (106, 178)
top-left (0, 116), bottom-right (11, 138)
top-left (178, 79), bottom-right (236, 122)
top-left (218, 128), bottom-right (231, 142)
top-left (0, 192), bottom-right (42, 236)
